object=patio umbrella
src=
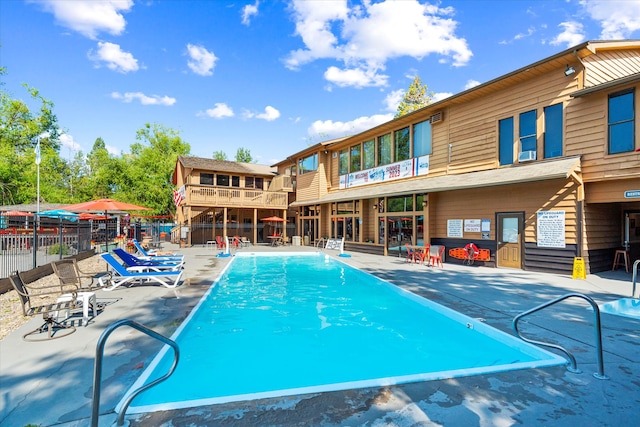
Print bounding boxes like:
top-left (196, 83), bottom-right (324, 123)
top-left (60, 198), bottom-right (150, 252)
top-left (3, 210), bottom-right (34, 217)
top-left (260, 216), bottom-right (286, 236)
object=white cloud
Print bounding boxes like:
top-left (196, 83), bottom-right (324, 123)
top-left (244, 106), bottom-right (281, 121)
top-left (111, 92), bottom-right (176, 106)
top-left (285, 0), bottom-right (472, 88)
top-left (308, 114), bottom-right (393, 138)
top-left (464, 80), bottom-right (480, 90)
top-left (88, 41), bottom-right (139, 73)
top-left (241, 1), bottom-right (259, 25)
top-left (105, 144), bottom-right (121, 156)
top-left (199, 103), bottom-right (234, 119)
top-left (580, 0), bottom-right (640, 39)
top-left (383, 89), bottom-right (405, 112)
top-left (59, 133), bottom-right (81, 152)
top-left (186, 44), bottom-right (217, 76)
top-left (33, 0), bottom-right (133, 40)
top-left (432, 92), bottom-right (453, 102)
top-left (550, 21), bottom-right (585, 47)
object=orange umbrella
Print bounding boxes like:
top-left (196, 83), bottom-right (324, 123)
top-left (3, 210), bottom-right (33, 217)
top-left (260, 216), bottom-right (285, 222)
top-left (60, 198), bottom-right (151, 252)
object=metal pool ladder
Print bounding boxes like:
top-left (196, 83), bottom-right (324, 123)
top-left (632, 259), bottom-right (640, 298)
top-left (91, 319), bottom-right (180, 427)
top-left (512, 293), bottom-right (608, 380)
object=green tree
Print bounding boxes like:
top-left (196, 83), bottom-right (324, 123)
top-left (85, 138), bottom-right (117, 198)
top-left (235, 147), bottom-right (253, 163)
top-left (124, 123), bottom-right (191, 214)
top-left (0, 83), bottom-right (62, 204)
top-left (213, 150), bottom-right (228, 160)
top-left (394, 76), bottom-right (433, 118)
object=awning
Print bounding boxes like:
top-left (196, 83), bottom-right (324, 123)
top-left (291, 156), bottom-right (581, 206)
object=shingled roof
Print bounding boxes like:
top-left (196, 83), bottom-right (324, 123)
top-left (177, 156), bottom-right (278, 176)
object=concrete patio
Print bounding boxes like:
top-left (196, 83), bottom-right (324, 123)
top-left (1, 242), bottom-right (638, 426)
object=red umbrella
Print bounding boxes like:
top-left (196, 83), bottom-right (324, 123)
top-left (260, 216), bottom-right (286, 222)
top-left (78, 212), bottom-right (111, 220)
top-left (3, 210), bottom-right (33, 217)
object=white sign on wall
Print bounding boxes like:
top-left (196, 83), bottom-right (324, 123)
top-left (447, 219), bottom-right (463, 237)
top-left (464, 219), bottom-right (481, 232)
top-left (537, 210), bottom-right (566, 248)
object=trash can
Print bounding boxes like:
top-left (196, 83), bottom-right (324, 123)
top-left (292, 236), bottom-right (301, 246)
top-left (303, 235), bottom-right (310, 246)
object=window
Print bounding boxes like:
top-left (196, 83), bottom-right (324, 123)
top-left (544, 103), bottom-right (563, 158)
top-left (387, 196), bottom-right (413, 212)
top-left (363, 139), bottom-right (375, 169)
top-left (350, 144), bottom-right (361, 172)
top-left (519, 110), bottom-right (537, 153)
top-left (499, 117), bottom-right (514, 165)
top-left (413, 120), bottom-right (432, 156)
top-left (216, 174), bottom-right (229, 186)
top-left (377, 133), bottom-right (391, 166)
top-left (339, 148), bottom-right (349, 175)
top-left (231, 176), bottom-right (240, 187)
top-left (200, 173), bottom-right (214, 185)
top-left (254, 177), bottom-right (264, 190)
top-left (394, 127), bottom-right (410, 161)
top-left (299, 153), bottom-right (318, 174)
top-left (609, 89), bottom-right (635, 154)
top-left (245, 177), bottom-right (254, 188)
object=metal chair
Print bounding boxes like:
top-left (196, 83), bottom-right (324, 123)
top-left (9, 271), bottom-right (77, 341)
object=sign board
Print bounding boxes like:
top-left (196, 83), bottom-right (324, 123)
top-left (537, 210), bottom-right (566, 248)
top-left (447, 219), bottom-right (463, 237)
top-left (624, 190), bottom-right (640, 198)
top-left (572, 257), bottom-right (586, 280)
top-left (339, 155), bottom-right (430, 189)
top-left (481, 219), bottom-right (491, 232)
top-left (464, 219), bottom-right (481, 232)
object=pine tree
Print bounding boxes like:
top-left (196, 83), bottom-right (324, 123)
top-left (394, 76), bottom-right (433, 118)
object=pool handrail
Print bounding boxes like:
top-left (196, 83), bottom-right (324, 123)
top-left (632, 259), bottom-right (640, 298)
top-left (512, 292), bottom-right (608, 380)
top-left (91, 319), bottom-right (180, 427)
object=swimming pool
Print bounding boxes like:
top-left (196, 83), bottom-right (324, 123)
top-left (119, 253), bottom-right (565, 414)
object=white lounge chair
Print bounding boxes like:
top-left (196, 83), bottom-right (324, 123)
top-left (99, 253), bottom-right (184, 291)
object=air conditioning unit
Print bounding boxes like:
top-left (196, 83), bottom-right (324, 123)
top-left (430, 111), bottom-right (443, 124)
top-left (518, 150), bottom-right (537, 162)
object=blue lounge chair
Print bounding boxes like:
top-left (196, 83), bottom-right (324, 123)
top-left (99, 253), bottom-right (183, 291)
top-left (132, 239), bottom-right (183, 261)
top-left (113, 248), bottom-right (184, 271)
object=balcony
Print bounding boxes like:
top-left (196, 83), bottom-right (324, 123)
top-left (186, 185), bottom-right (289, 209)
top-left (268, 174), bottom-right (295, 192)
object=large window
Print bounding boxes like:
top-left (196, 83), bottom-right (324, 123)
top-left (499, 117), bottom-right (514, 165)
top-left (544, 103), bottom-right (563, 158)
top-left (350, 144), bottom-right (361, 172)
top-left (394, 127), bottom-right (410, 161)
top-left (299, 153), bottom-right (318, 174)
top-left (339, 148), bottom-right (349, 175)
top-left (216, 174), bottom-right (229, 186)
top-left (363, 139), bottom-right (375, 169)
top-left (377, 133), bottom-right (392, 166)
top-left (519, 110), bottom-right (537, 153)
top-left (200, 173), bottom-right (214, 185)
top-left (609, 89), bottom-right (635, 154)
top-left (413, 120), bottom-right (432, 156)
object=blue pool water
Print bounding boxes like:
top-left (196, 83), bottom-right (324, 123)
top-left (599, 298), bottom-right (640, 320)
top-left (120, 253), bottom-right (564, 414)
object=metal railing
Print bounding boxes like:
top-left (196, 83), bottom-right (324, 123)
top-left (315, 237), bottom-right (326, 251)
top-left (91, 319), bottom-right (180, 427)
top-left (512, 293), bottom-right (608, 380)
top-left (632, 259), bottom-right (640, 298)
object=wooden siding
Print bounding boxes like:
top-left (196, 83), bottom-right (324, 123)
top-left (567, 82), bottom-right (640, 182)
top-left (583, 202), bottom-right (621, 250)
top-left (583, 49), bottom-right (640, 86)
top-left (296, 170), bottom-right (321, 202)
top-left (586, 180), bottom-right (640, 203)
top-left (431, 179), bottom-right (579, 244)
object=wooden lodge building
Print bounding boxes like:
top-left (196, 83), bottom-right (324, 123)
top-left (174, 40), bottom-right (640, 274)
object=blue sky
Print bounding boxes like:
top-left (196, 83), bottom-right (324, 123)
top-left (2, 1), bottom-right (640, 165)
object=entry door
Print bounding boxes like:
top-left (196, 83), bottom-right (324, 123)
top-left (497, 213), bottom-right (523, 269)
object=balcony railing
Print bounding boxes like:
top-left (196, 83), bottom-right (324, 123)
top-left (268, 175), bottom-right (294, 192)
top-left (186, 185), bottom-right (289, 209)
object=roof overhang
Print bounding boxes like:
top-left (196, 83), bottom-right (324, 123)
top-left (571, 72), bottom-right (640, 98)
top-left (291, 156), bottom-right (581, 206)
